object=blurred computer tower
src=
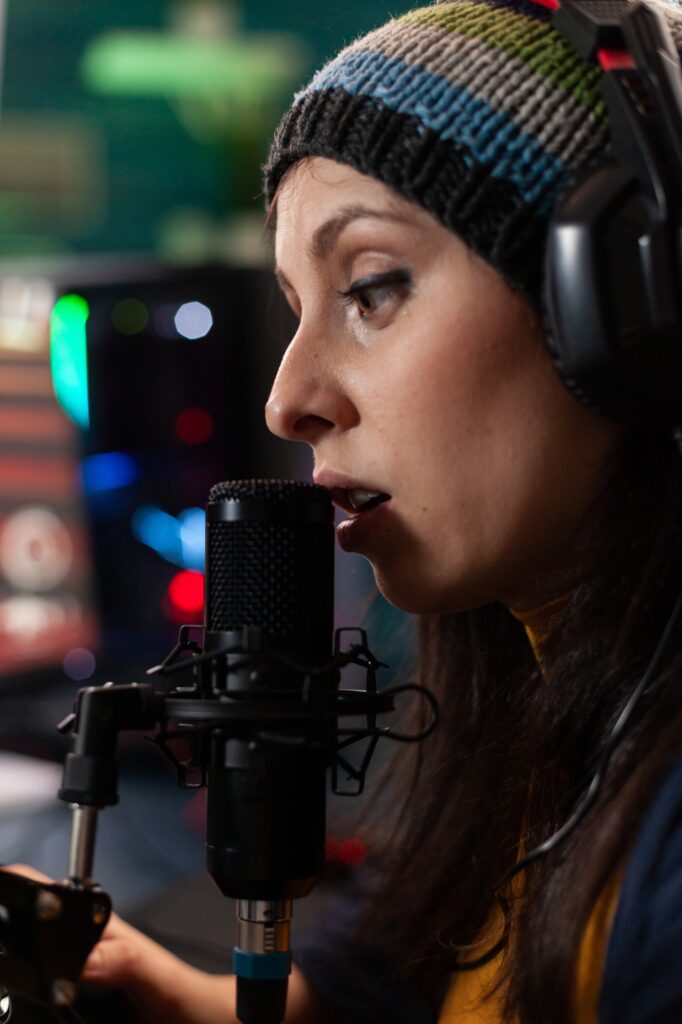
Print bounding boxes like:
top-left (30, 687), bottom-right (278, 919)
top-left (0, 259), bottom-right (303, 739)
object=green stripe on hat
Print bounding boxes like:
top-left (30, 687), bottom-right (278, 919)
top-left (400, 1), bottom-right (605, 108)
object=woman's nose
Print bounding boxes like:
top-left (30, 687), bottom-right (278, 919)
top-left (265, 338), bottom-right (358, 444)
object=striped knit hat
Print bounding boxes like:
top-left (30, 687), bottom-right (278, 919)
top-left (264, 0), bottom-right (682, 306)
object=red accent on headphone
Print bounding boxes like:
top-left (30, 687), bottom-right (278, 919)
top-left (597, 47), bottom-right (637, 70)
top-left (526, 0), bottom-right (637, 71)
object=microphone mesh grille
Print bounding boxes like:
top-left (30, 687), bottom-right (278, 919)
top-left (208, 479), bottom-right (329, 505)
top-left (206, 481), bottom-right (333, 658)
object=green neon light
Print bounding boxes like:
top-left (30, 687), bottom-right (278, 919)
top-left (50, 294), bottom-right (90, 430)
top-left (82, 33), bottom-right (306, 103)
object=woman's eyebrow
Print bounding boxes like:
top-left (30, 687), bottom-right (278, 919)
top-left (309, 204), bottom-right (413, 261)
top-left (273, 203), bottom-right (413, 288)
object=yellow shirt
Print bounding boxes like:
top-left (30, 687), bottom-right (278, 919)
top-left (438, 870), bottom-right (621, 1023)
top-left (439, 599), bottom-right (621, 1023)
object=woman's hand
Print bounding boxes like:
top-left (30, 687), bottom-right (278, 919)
top-left (79, 914), bottom-right (326, 1024)
top-left (2, 865), bottom-right (235, 1024)
top-left (2, 866), bottom-right (327, 1024)
top-left (80, 910), bottom-right (236, 1024)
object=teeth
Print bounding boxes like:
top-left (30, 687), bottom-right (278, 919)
top-left (349, 488), bottom-right (382, 509)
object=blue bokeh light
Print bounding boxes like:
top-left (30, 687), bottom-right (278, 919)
top-left (178, 508), bottom-right (205, 571)
top-left (131, 505), bottom-right (205, 571)
top-left (81, 452), bottom-right (139, 493)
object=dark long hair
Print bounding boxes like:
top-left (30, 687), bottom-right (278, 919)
top-left (362, 429), bottom-right (682, 1023)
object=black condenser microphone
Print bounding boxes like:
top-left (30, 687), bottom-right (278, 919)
top-left (203, 480), bottom-right (335, 1024)
top-left (45, 479), bottom-right (435, 1024)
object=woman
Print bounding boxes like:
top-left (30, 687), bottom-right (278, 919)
top-left (10, 0), bottom-right (682, 1020)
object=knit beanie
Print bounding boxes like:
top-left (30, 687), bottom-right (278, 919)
top-left (264, 0), bottom-right (682, 306)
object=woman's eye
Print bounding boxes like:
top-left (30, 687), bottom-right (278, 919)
top-left (339, 269), bottom-right (412, 321)
top-left (353, 284), bottom-right (393, 316)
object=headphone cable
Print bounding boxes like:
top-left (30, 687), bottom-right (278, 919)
top-left (453, 558), bottom-right (682, 971)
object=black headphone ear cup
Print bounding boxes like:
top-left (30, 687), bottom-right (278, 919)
top-left (541, 267), bottom-right (607, 418)
top-left (543, 157), bottom-right (682, 433)
top-left (541, 161), bottom-right (618, 420)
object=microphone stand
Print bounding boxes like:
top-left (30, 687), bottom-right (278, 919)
top-left (44, 623), bottom-right (437, 1024)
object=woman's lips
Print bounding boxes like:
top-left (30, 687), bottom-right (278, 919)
top-left (335, 496), bottom-right (393, 551)
top-left (329, 487), bottom-right (391, 517)
top-left (313, 477), bottom-right (393, 546)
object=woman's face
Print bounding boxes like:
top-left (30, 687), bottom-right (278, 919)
top-left (266, 158), bottom-right (622, 614)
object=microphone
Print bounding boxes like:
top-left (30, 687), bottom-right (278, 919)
top-left (202, 480), bottom-right (335, 1024)
top-left (49, 479), bottom-right (436, 1024)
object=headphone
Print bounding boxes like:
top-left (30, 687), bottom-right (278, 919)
top-left (542, 0), bottom-right (682, 434)
top-left (455, 1), bottom-right (682, 969)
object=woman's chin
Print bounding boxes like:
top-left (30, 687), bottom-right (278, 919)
top-left (371, 563), bottom-right (491, 616)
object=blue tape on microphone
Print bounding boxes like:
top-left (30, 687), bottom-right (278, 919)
top-left (232, 948), bottom-right (293, 980)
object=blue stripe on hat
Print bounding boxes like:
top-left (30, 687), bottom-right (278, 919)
top-left (301, 48), bottom-right (566, 213)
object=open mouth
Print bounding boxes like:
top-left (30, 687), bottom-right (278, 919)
top-left (331, 488), bottom-right (391, 517)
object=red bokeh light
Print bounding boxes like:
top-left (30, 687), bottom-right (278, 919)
top-left (175, 407), bottom-right (214, 445)
top-left (338, 837), bottom-right (368, 866)
top-left (167, 570), bottom-right (204, 617)
top-left (325, 835), bottom-right (368, 868)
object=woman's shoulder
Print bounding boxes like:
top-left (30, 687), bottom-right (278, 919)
top-left (600, 752), bottom-right (682, 1024)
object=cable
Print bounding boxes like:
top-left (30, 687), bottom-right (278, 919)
top-left (452, 580), bottom-right (682, 971)
top-left (506, 583), bottom-right (682, 875)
